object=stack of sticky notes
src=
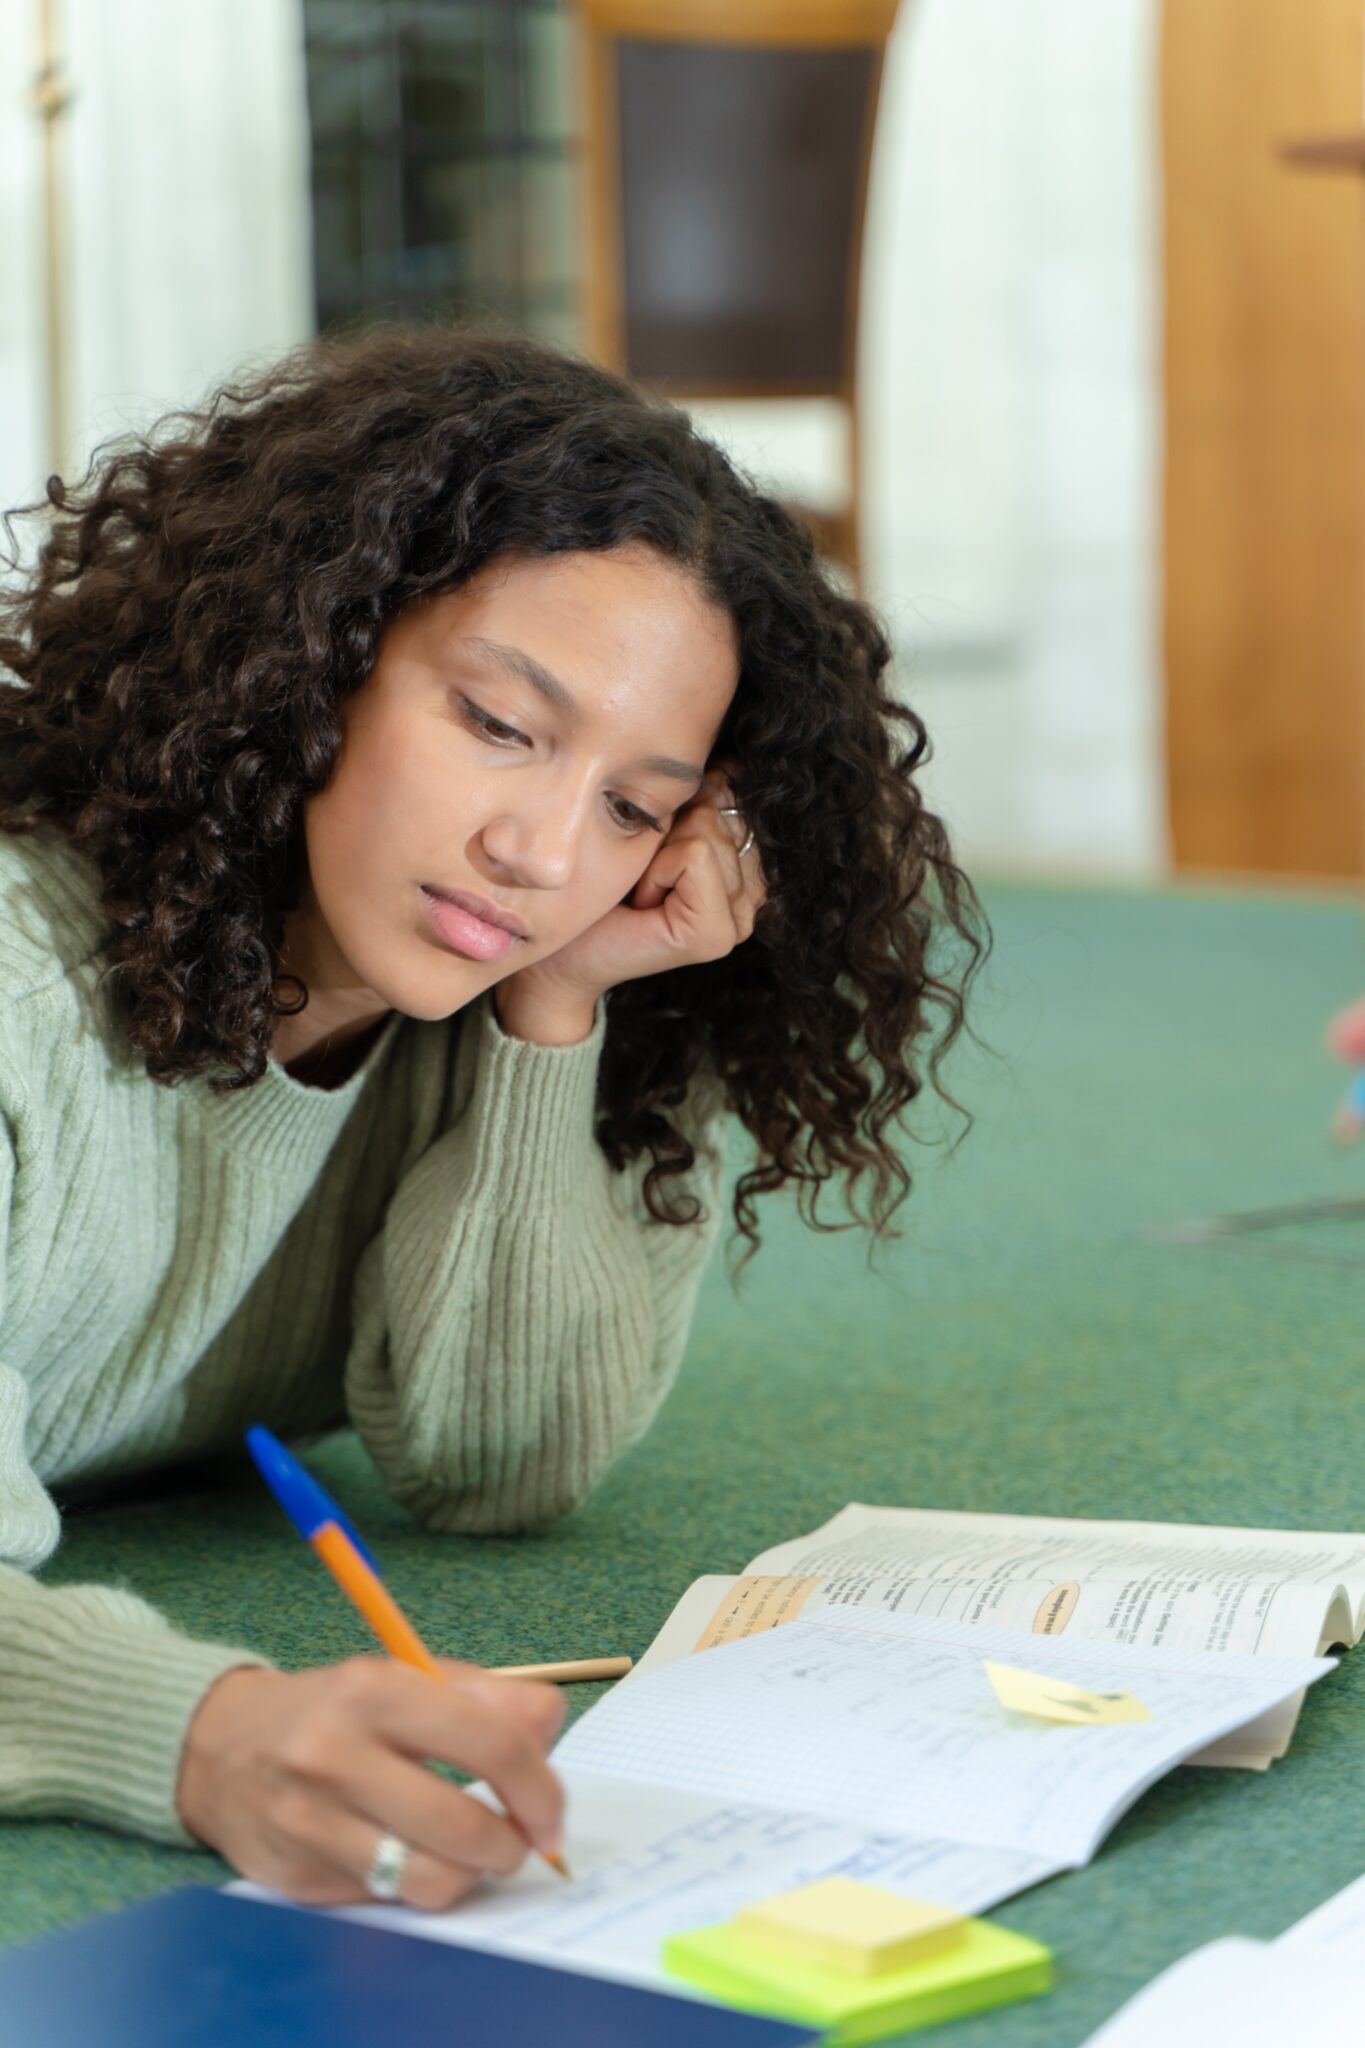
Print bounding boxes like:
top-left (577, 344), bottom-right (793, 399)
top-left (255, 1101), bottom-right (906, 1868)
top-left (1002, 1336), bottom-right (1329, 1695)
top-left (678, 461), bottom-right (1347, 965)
top-left (662, 1877), bottom-right (1052, 2044)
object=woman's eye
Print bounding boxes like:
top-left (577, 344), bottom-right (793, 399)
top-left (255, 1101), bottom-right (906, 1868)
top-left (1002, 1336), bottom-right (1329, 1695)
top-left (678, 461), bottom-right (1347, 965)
top-left (460, 697), bottom-right (529, 747)
top-left (461, 697), bottom-right (661, 833)
top-left (610, 796), bottom-right (664, 835)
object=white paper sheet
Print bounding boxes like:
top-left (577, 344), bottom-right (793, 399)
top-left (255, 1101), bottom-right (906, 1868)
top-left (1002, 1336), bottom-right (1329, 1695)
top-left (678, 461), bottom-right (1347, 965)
top-left (558, 1608), bottom-right (1335, 1864)
top-left (1080, 1868), bottom-right (1365, 2043)
top-left (1277, 1870), bottom-right (1365, 1962)
top-left (1080, 1938), bottom-right (1361, 2048)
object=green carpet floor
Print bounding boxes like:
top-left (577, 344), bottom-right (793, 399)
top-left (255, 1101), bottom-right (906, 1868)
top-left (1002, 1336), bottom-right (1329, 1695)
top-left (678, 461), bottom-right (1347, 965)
top-left (6, 881), bottom-right (1365, 2043)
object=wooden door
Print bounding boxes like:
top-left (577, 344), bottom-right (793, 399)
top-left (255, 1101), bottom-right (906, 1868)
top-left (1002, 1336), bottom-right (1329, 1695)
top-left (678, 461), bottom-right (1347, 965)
top-left (1163, 0), bottom-right (1365, 877)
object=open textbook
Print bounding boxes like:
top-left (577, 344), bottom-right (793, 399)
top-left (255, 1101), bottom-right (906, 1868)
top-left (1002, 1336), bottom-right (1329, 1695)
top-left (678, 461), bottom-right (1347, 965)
top-left (1081, 1870), bottom-right (1365, 2046)
top-left (234, 1607), bottom-right (1332, 1997)
top-left (632, 1503), bottom-right (1365, 1768)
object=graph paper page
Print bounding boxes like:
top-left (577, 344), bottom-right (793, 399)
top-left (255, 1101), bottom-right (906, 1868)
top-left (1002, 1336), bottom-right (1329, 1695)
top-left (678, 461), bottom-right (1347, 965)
top-left (557, 1608), bottom-right (1334, 1865)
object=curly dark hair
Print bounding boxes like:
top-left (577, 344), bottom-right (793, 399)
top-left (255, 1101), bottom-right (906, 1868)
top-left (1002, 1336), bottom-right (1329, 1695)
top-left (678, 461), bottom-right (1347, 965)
top-left (0, 325), bottom-right (985, 1265)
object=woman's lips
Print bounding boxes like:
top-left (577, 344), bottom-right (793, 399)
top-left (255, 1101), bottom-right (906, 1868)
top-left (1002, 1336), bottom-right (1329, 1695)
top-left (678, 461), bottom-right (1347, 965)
top-left (419, 885), bottom-right (523, 963)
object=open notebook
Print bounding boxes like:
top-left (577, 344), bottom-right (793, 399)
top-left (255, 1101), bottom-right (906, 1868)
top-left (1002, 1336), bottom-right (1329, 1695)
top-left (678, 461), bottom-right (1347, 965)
top-left (234, 1607), bottom-right (1333, 1997)
top-left (632, 1504), bottom-right (1365, 1768)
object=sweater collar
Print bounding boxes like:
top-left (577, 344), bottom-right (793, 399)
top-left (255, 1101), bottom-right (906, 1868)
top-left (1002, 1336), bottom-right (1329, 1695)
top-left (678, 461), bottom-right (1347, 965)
top-left (183, 1005), bottom-right (406, 1164)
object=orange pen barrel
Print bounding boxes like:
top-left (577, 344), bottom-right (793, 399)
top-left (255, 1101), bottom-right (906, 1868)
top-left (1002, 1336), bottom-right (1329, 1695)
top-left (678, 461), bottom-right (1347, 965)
top-left (310, 1521), bottom-right (445, 1680)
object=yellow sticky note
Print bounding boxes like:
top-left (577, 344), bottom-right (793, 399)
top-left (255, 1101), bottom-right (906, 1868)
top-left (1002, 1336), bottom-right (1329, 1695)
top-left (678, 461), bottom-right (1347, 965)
top-left (735, 1877), bottom-right (967, 1977)
top-left (983, 1661), bottom-right (1153, 1724)
top-left (665, 1914), bottom-right (1053, 2039)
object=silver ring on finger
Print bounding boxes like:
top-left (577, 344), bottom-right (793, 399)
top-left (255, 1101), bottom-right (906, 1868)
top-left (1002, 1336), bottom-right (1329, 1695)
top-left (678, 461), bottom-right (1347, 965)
top-left (717, 806), bottom-right (756, 858)
top-left (365, 1830), bottom-right (411, 1902)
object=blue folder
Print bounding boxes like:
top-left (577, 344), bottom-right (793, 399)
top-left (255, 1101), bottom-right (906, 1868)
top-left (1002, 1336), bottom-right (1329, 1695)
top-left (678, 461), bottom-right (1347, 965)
top-left (0, 1887), bottom-right (817, 2046)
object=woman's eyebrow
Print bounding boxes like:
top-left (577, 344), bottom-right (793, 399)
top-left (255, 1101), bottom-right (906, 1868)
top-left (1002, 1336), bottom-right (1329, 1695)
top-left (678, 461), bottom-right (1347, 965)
top-left (463, 635), bottom-right (706, 786)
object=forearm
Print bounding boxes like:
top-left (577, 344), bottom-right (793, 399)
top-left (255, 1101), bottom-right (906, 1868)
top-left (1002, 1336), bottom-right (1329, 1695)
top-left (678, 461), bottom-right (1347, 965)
top-left (0, 1564), bottom-right (270, 1843)
top-left (346, 994), bottom-right (725, 1533)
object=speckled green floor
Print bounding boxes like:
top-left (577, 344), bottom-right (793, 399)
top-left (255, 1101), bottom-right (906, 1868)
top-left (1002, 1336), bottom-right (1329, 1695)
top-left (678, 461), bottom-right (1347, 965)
top-left (8, 882), bottom-right (1365, 2043)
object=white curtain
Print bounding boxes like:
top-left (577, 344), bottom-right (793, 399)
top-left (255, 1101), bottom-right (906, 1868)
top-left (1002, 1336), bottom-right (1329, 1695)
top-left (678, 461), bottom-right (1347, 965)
top-left (0, 3), bottom-right (52, 528)
top-left (0, 0), bottom-right (313, 521)
top-left (863, 0), bottom-right (1165, 878)
top-left (694, 0), bottom-right (1165, 879)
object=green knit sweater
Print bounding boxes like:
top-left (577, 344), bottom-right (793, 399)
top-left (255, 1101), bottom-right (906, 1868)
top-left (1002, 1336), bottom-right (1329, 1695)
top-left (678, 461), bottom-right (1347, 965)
top-left (0, 827), bottom-right (724, 1847)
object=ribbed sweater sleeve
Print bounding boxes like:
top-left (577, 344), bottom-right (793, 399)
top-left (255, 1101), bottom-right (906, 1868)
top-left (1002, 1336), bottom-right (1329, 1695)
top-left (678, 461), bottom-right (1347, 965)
top-left (344, 997), bottom-right (726, 1533)
top-left (0, 1122), bottom-right (272, 1846)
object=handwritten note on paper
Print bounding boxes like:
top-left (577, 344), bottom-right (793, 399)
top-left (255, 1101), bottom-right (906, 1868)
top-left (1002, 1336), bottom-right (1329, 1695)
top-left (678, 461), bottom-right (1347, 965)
top-left (231, 1777), bottom-right (1064, 1995)
top-left (558, 1609), bottom-right (1334, 1867)
top-left (983, 1663), bottom-right (1153, 1725)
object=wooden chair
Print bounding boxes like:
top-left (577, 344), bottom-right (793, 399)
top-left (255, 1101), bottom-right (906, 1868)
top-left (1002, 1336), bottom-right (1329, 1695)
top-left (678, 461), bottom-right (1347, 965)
top-left (573, 0), bottom-right (903, 587)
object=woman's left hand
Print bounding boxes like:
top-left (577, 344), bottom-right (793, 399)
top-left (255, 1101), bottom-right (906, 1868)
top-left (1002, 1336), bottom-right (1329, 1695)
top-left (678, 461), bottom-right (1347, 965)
top-left (495, 771), bottom-right (766, 1041)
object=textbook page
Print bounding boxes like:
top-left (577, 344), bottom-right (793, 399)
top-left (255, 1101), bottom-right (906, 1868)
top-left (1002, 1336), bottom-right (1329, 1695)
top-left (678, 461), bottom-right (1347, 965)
top-left (232, 1776), bottom-right (1061, 1996)
top-left (636, 1504), bottom-right (1365, 1766)
top-left (557, 1609), bottom-right (1334, 1866)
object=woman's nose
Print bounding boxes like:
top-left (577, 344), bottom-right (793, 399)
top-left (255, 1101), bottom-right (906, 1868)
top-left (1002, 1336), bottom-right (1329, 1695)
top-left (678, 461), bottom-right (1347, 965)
top-left (480, 800), bottom-right (586, 890)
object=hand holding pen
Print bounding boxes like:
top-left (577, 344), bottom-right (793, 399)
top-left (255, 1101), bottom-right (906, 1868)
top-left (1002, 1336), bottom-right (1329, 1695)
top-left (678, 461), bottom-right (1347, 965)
top-left (175, 1429), bottom-right (568, 1908)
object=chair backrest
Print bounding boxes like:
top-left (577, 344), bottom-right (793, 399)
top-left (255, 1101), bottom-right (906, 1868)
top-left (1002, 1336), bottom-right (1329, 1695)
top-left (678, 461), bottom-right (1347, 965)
top-left (577, 1), bottom-right (899, 398)
top-left (575, 1), bottom-right (902, 579)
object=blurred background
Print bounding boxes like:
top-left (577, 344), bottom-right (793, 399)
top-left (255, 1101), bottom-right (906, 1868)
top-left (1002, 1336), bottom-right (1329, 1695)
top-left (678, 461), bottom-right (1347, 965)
top-left (2, 0), bottom-right (1364, 890)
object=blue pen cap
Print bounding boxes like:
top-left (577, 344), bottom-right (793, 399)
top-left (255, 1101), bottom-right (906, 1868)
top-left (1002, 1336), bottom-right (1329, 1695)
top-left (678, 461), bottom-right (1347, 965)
top-left (245, 1425), bottom-right (380, 1573)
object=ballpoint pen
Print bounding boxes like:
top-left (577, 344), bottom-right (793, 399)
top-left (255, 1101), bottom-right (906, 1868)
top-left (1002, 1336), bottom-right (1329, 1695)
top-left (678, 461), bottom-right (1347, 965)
top-left (245, 1425), bottom-right (569, 1879)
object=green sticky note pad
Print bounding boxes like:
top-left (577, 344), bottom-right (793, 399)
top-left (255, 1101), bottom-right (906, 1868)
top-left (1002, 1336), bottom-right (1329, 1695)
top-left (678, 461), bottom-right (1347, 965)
top-left (662, 1915), bottom-right (1052, 2046)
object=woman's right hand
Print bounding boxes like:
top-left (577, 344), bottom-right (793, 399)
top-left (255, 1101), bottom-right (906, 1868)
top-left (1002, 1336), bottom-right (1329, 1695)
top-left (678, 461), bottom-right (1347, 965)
top-left (175, 1657), bottom-right (566, 1908)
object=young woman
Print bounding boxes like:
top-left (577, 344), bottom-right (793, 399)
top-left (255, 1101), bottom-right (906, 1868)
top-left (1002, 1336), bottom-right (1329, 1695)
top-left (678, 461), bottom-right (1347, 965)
top-left (0, 328), bottom-right (981, 1911)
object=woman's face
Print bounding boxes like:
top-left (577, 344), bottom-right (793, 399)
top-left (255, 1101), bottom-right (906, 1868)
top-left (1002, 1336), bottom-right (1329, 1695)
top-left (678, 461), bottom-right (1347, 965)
top-left (291, 545), bottom-right (741, 1027)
